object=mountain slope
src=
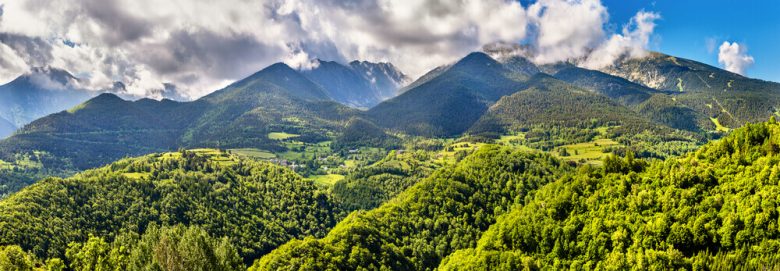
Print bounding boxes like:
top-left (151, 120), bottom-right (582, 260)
top-left (469, 74), bottom-right (667, 136)
top-left (0, 67), bottom-right (94, 128)
top-left (368, 52), bottom-right (526, 137)
top-left (441, 120), bottom-right (780, 270)
top-left (602, 52), bottom-right (780, 128)
top-left (541, 63), bottom-right (710, 132)
top-left (302, 60), bottom-right (379, 108)
top-left (544, 63), bottom-right (656, 106)
top-left (0, 93), bottom-right (205, 170)
top-left (184, 62), bottom-right (358, 149)
top-left (0, 149), bottom-right (342, 263)
top-left (301, 60), bottom-right (409, 108)
top-left (213, 63), bottom-right (331, 102)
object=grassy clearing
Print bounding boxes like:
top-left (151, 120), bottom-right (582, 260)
top-left (307, 174), bottom-right (345, 187)
top-left (435, 142), bottom-right (489, 165)
top-left (343, 160), bottom-right (358, 168)
top-left (67, 103), bottom-right (87, 113)
top-left (497, 133), bottom-right (525, 145)
top-left (710, 117), bottom-right (730, 132)
top-left (677, 78), bottom-right (685, 92)
top-left (554, 138), bottom-right (619, 166)
top-left (191, 148), bottom-right (223, 155)
top-left (230, 148), bottom-right (276, 159)
top-left (268, 132), bottom-right (300, 140)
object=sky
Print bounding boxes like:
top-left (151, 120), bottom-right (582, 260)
top-left (0, 0), bottom-right (777, 99)
top-left (600, 0), bottom-right (780, 83)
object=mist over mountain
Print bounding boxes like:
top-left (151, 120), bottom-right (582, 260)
top-left (0, 67), bottom-right (95, 138)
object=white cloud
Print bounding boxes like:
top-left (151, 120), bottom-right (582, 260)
top-left (718, 41), bottom-right (754, 75)
top-left (0, 0), bottom-right (664, 99)
top-left (581, 11), bottom-right (660, 69)
top-left (0, 0), bottom-right (529, 99)
top-left (0, 41), bottom-right (28, 84)
top-left (527, 0), bottom-right (608, 64)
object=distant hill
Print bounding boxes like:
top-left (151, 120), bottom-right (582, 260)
top-left (0, 93), bottom-right (206, 170)
top-left (0, 67), bottom-right (95, 130)
top-left (368, 52), bottom-right (526, 137)
top-left (0, 63), bottom-right (360, 172)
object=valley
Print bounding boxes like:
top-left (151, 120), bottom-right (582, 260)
top-left (1, 49), bottom-right (780, 270)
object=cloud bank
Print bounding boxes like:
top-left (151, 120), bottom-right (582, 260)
top-left (718, 41), bottom-right (754, 75)
top-left (0, 0), bottom-right (659, 99)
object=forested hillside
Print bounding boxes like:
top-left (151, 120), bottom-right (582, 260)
top-left (253, 119), bottom-right (780, 271)
top-left (253, 146), bottom-right (569, 270)
top-left (441, 119), bottom-right (780, 270)
top-left (4, 121), bottom-right (780, 270)
top-left (0, 149), bottom-right (342, 266)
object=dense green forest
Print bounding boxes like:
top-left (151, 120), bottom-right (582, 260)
top-left (0, 149), bottom-right (343, 268)
top-left (254, 146), bottom-right (569, 270)
top-left (441, 120), bottom-right (780, 270)
top-left (254, 120), bottom-right (780, 270)
top-left (5, 120), bottom-right (780, 270)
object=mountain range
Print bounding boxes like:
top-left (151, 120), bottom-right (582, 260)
top-left (0, 50), bottom-right (779, 192)
top-left (2, 47), bottom-right (780, 270)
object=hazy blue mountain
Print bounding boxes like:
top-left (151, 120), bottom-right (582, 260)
top-left (349, 61), bottom-right (410, 100)
top-left (0, 67), bottom-right (95, 129)
top-left (302, 60), bottom-right (379, 108)
top-left (0, 117), bottom-right (15, 139)
top-left (301, 60), bottom-right (409, 108)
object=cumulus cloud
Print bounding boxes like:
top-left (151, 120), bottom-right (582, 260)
top-left (487, 0), bottom-right (660, 70)
top-left (526, 0), bottom-right (607, 64)
top-left (718, 41), bottom-right (754, 75)
top-left (581, 11), bottom-right (660, 69)
top-left (0, 0), bottom-right (662, 99)
top-left (0, 0), bottom-right (528, 99)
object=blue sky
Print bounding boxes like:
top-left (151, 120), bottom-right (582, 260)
top-left (602, 0), bottom-right (780, 82)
